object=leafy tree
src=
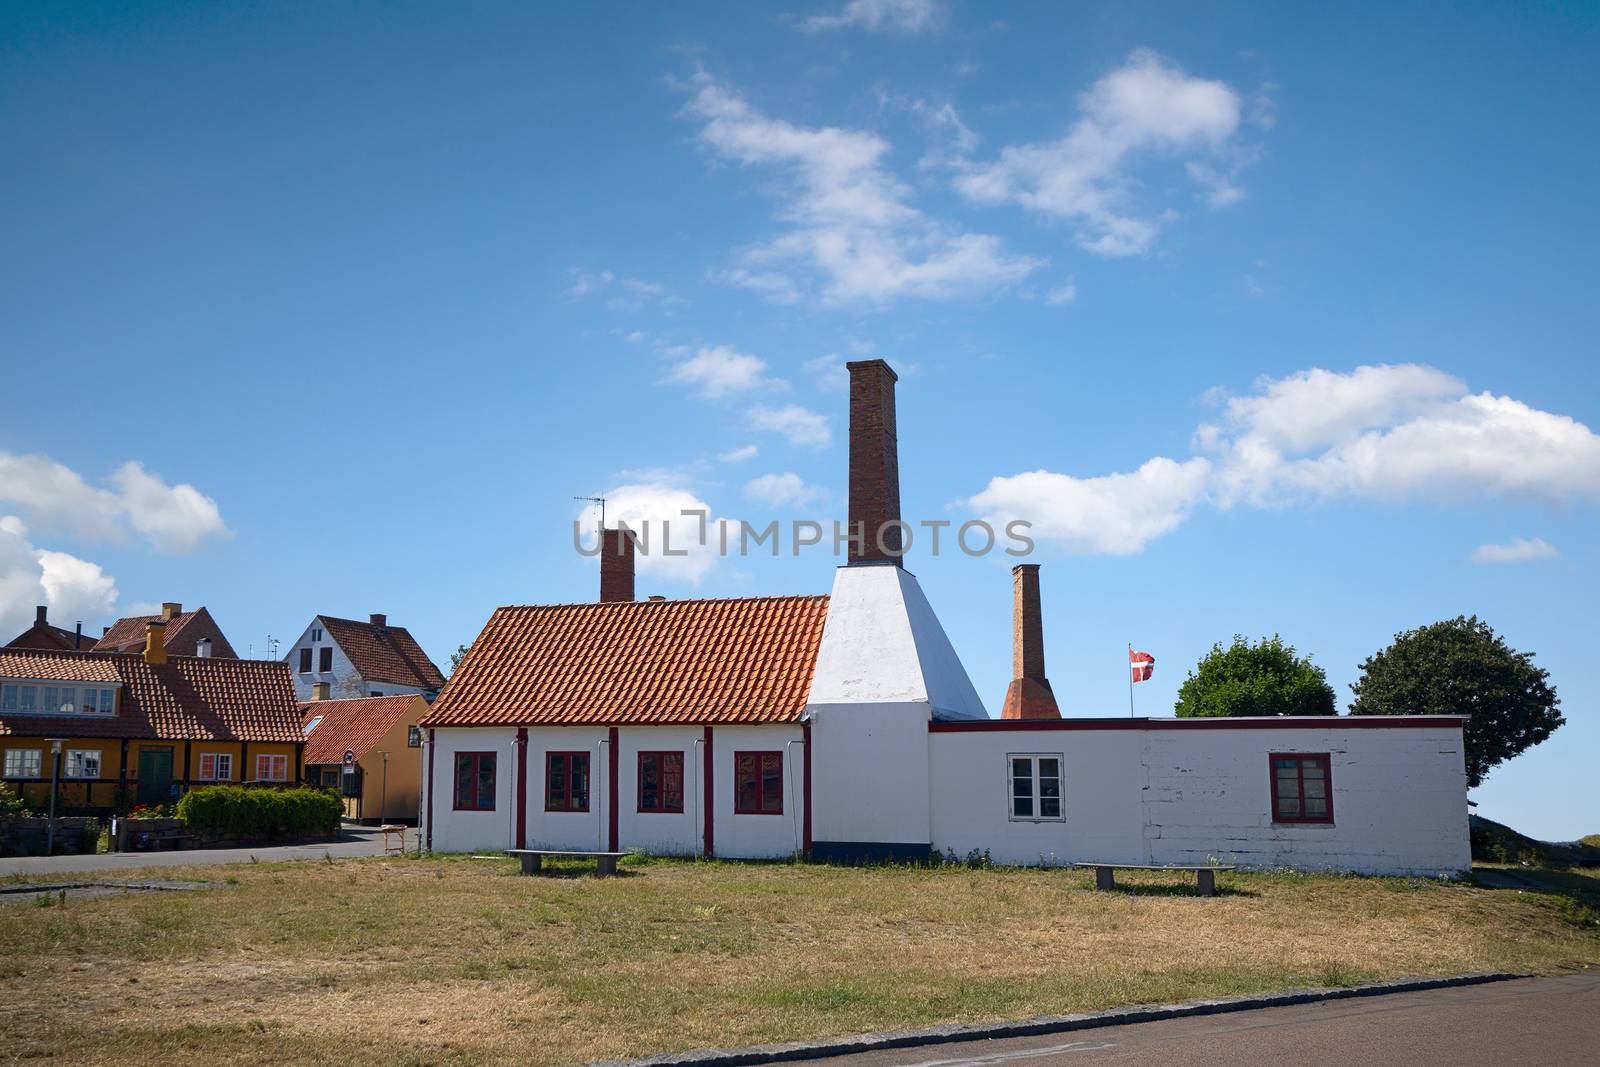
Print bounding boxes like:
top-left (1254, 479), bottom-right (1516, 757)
top-left (449, 643), bottom-right (470, 675)
top-left (1349, 615), bottom-right (1562, 788)
top-left (1175, 635), bottom-right (1336, 718)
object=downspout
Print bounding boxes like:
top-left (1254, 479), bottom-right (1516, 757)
top-left (785, 736), bottom-right (805, 858)
top-left (691, 736), bottom-right (706, 859)
top-left (425, 727), bottom-right (436, 852)
top-left (595, 736), bottom-right (609, 852)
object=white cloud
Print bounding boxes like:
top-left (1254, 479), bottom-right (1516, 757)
top-left (1471, 538), bottom-right (1559, 565)
top-left (748, 404), bottom-right (833, 449)
top-left (1044, 280), bottom-right (1078, 305)
top-left (804, 354), bottom-right (851, 392)
top-left (967, 458), bottom-right (1212, 555)
top-left (718, 444), bottom-right (760, 463)
top-left (0, 516), bottom-right (119, 640)
top-left (969, 363), bottom-right (1600, 556)
top-left (744, 472), bottom-right (830, 509)
top-left (580, 485), bottom-right (729, 586)
top-left (668, 345), bottom-right (786, 399)
top-left (564, 268), bottom-right (676, 311)
top-left (801, 0), bottom-right (944, 34)
top-left (0, 452), bottom-right (228, 554)
top-left (952, 49), bottom-right (1252, 256)
top-left (683, 74), bottom-right (1041, 304)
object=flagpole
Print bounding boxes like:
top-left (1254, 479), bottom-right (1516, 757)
top-left (1127, 642), bottom-right (1134, 718)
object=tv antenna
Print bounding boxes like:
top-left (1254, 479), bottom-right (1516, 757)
top-left (573, 495), bottom-right (607, 529)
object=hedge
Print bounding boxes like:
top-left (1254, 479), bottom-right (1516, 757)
top-left (175, 785), bottom-right (342, 840)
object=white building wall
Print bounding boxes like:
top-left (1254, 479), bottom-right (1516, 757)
top-left (615, 726), bottom-right (707, 856)
top-left (424, 726), bottom-right (519, 853)
top-left (926, 724), bottom-right (1470, 876)
top-left (285, 618), bottom-right (432, 702)
top-left (808, 702), bottom-right (929, 850)
top-left (710, 725), bottom-right (807, 860)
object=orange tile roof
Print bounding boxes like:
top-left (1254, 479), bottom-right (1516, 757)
top-left (422, 595), bottom-right (830, 728)
top-left (5, 621), bottom-right (93, 652)
top-left (93, 606), bottom-right (238, 658)
top-left (300, 695), bottom-right (425, 765)
top-left (0, 648), bottom-right (302, 742)
top-left (320, 616), bottom-right (446, 691)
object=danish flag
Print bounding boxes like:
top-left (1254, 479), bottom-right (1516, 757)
top-left (1129, 649), bottom-right (1156, 683)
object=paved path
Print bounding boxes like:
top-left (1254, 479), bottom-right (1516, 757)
top-left (803, 974), bottom-right (1600, 1067)
top-left (0, 825), bottom-right (397, 877)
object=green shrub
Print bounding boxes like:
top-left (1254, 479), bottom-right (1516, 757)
top-left (176, 785), bottom-right (342, 840)
top-left (0, 782), bottom-right (29, 819)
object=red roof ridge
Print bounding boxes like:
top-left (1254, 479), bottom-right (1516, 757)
top-left (496, 592), bottom-right (831, 612)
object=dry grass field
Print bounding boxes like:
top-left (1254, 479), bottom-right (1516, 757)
top-left (1, 855), bottom-right (1596, 1065)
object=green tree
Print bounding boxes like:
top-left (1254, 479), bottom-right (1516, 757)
top-left (449, 643), bottom-right (470, 674)
top-left (1349, 615), bottom-right (1562, 788)
top-left (1175, 635), bottom-right (1336, 718)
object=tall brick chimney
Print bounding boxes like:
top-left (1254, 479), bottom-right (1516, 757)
top-left (1001, 564), bottom-right (1061, 720)
top-left (34, 605), bottom-right (47, 626)
top-left (599, 527), bottom-right (636, 603)
top-left (846, 359), bottom-right (902, 566)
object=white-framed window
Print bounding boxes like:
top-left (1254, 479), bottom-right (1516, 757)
top-left (1008, 753), bottom-right (1064, 821)
top-left (197, 752), bottom-right (233, 781)
top-left (0, 680), bottom-right (116, 716)
top-left (255, 753), bottom-right (289, 782)
top-left (64, 749), bottom-right (101, 778)
top-left (311, 627), bottom-right (323, 642)
top-left (3, 748), bottom-right (43, 778)
top-left (302, 715), bottom-right (324, 735)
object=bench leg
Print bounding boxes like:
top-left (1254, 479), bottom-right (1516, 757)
top-left (1197, 869), bottom-right (1216, 897)
top-left (596, 856), bottom-right (617, 878)
top-left (1094, 865), bottom-right (1115, 892)
top-left (519, 854), bottom-right (541, 876)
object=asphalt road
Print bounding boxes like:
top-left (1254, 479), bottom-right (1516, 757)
top-left (802, 974), bottom-right (1600, 1067)
top-left (0, 824), bottom-right (397, 876)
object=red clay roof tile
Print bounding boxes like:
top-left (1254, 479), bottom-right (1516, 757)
top-left (319, 616), bottom-right (446, 691)
top-left (93, 607), bottom-right (238, 659)
top-left (422, 595), bottom-right (829, 728)
top-left (300, 695), bottom-right (425, 765)
top-left (0, 648), bottom-right (301, 742)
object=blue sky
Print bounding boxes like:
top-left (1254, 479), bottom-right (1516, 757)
top-left (2, 1), bottom-right (1595, 838)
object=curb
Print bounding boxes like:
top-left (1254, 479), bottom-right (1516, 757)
top-left (596, 972), bottom-right (1521, 1066)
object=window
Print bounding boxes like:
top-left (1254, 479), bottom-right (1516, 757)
top-left (370, 690), bottom-right (383, 697)
top-left (198, 752), bottom-right (233, 781)
top-left (2, 684), bottom-right (37, 712)
top-left (3, 681), bottom-right (117, 715)
top-left (320, 767), bottom-right (340, 789)
top-left (299, 647), bottom-right (312, 673)
top-left (311, 627), bottom-right (323, 641)
top-left (455, 751), bottom-right (498, 811)
top-left (255, 753), bottom-right (289, 782)
top-left (545, 752), bottom-right (588, 812)
top-left (64, 749), bottom-right (101, 778)
top-left (303, 715), bottom-right (324, 735)
top-left (637, 751), bottom-right (684, 813)
top-left (318, 647), bottom-right (333, 672)
top-left (3, 749), bottom-right (42, 778)
top-left (734, 751), bottom-right (783, 814)
top-left (1009, 754), bottom-right (1064, 821)
top-left (1270, 754), bottom-right (1333, 824)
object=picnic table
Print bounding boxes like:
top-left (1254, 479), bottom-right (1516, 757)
top-left (505, 848), bottom-right (629, 877)
top-left (1073, 861), bottom-right (1235, 896)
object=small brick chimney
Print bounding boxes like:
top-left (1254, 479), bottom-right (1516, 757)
top-left (369, 613), bottom-right (386, 629)
top-left (600, 528), bottom-right (636, 603)
top-left (1000, 564), bottom-right (1061, 720)
top-left (143, 620), bottom-right (168, 666)
top-left (35, 605), bottom-right (47, 626)
top-left (195, 636), bottom-right (213, 658)
top-left (846, 359), bottom-right (903, 565)
top-left (310, 681), bottom-right (331, 702)
top-left (162, 602), bottom-right (182, 620)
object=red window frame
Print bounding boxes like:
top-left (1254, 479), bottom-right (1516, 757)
top-left (453, 751), bottom-right (497, 811)
top-left (545, 751), bottom-right (590, 812)
top-left (1269, 752), bottom-right (1333, 824)
top-left (733, 751), bottom-right (783, 815)
top-left (637, 751), bottom-right (685, 813)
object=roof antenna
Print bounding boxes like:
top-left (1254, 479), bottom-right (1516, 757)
top-left (573, 494), bottom-right (607, 530)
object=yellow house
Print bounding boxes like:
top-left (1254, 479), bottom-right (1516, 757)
top-left (0, 621), bottom-right (303, 812)
top-left (301, 688), bottom-right (426, 823)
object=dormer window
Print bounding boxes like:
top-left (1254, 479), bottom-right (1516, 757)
top-left (0, 679), bottom-right (118, 716)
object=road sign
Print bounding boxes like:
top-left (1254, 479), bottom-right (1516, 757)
top-left (343, 749), bottom-right (356, 766)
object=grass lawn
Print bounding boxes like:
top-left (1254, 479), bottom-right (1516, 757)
top-left (1, 855), bottom-right (1596, 1065)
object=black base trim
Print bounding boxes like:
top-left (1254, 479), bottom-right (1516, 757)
top-left (809, 840), bottom-right (931, 864)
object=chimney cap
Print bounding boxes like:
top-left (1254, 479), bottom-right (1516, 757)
top-left (369, 613), bottom-right (387, 628)
top-left (161, 602), bottom-right (182, 619)
top-left (845, 358), bottom-right (899, 382)
top-left (647, 594), bottom-right (666, 602)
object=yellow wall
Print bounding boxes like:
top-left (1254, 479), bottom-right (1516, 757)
top-left (0, 735), bottom-right (304, 811)
top-left (302, 696), bottom-right (426, 822)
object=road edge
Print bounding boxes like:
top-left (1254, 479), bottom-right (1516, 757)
top-left (596, 971), bottom-right (1521, 1066)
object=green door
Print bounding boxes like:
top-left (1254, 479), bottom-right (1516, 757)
top-left (136, 748), bottom-right (173, 807)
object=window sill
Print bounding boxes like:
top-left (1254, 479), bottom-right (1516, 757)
top-left (1008, 816), bottom-right (1066, 824)
top-left (1272, 819), bottom-right (1335, 827)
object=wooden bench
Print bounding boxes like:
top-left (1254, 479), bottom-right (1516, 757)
top-left (142, 831), bottom-right (190, 851)
top-left (505, 849), bottom-right (630, 877)
top-left (379, 825), bottom-right (407, 855)
top-left (1073, 862), bottom-right (1235, 897)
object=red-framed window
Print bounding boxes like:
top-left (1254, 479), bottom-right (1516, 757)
top-left (453, 751), bottom-right (497, 811)
top-left (734, 751), bottom-right (783, 815)
top-left (637, 751), bottom-right (684, 813)
top-left (546, 751), bottom-right (590, 812)
top-left (1269, 753), bottom-right (1333, 824)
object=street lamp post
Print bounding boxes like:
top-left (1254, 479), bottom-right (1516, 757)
top-left (45, 739), bottom-right (63, 857)
top-left (379, 750), bottom-right (389, 825)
